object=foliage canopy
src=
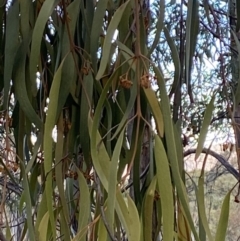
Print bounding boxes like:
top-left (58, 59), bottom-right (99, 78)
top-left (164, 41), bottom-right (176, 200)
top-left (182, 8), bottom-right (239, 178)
top-left (0, 0), bottom-right (239, 240)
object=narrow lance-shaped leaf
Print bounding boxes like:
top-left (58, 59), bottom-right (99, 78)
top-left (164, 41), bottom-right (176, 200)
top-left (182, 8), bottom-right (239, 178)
top-left (107, 130), bottom-right (124, 233)
top-left (143, 88), bottom-right (164, 137)
top-left (30, 0), bottom-right (59, 96)
top-left (89, 117), bottom-right (140, 241)
top-left (90, 0), bottom-right (109, 72)
top-left (154, 135), bottom-right (174, 241)
top-left (96, 0), bottom-right (130, 80)
top-left (153, 65), bottom-right (200, 241)
top-left (195, 94), bottom-right (215, 160)
top-left (55, 113), bottom-right (71, 241)
top-left (13, 44), bottom-right (43, 130)
top-left (164, 27), bottom-right (181, 98)
top-left (185, 0), bottom-right (199, 87)
top-left (43, 56), bottom-right (68, 240)
top-left (3, 1), bottom-right (19, 109)
top-left (148, 0), bottom-right (165, 56)
top-left (72, 168), bottom-right (90, 241)
top-left (142, 176), bottom-right (157, 241)
top-left (38, 212), bottom-right (49, 241)
top-left (80, 72), bottom-right (93, 167)
top-left (56, 0), bottom-right (81, 118)
top-left (197, 176), bottom-right (214, 241)
top-left (214, 191), bottom-right (231, 241)
top-left (19, 160), bottom-right (36, 241)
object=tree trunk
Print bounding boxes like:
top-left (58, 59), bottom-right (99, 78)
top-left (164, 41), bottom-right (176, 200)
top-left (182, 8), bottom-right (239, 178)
top-left (229, 0), bottom-right (240, 181)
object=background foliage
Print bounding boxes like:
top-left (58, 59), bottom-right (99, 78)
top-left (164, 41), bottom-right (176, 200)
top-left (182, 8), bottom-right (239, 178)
top-left (0, 0), bottom-right (239, 240)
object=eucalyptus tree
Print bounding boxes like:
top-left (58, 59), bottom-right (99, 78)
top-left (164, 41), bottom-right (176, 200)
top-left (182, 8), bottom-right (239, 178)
top-left (0, 0), bottom-right (239, 241)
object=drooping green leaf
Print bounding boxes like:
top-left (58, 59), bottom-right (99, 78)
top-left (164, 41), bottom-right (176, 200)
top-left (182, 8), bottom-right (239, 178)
top-left (3, 1), bottom-right (19, 109)
top-left (30, 0), bottom-right (60, 96)
top-left (56, 0), bottom-right (82, 118)
top-left (43, 56), bottom-right (68, 240)
top-left (185, 0), bottom-right (199, 86)
top-left (19, 160), bottom-right (36, 241)
top-left (89, 116), bottom-right (140, 241)
top-left (96, 0), bottom-right (130, 80)
top-left (74, 169), bottom-right (90, 241)
top-left (13, 44), bottom-right (43, 130)
top-left (55, 113), bottom-right (71, 241)
top-left (148, 0), bottom-right (165, 56)
top-left (154, 135), bottom-right (174, 241)
top-left (143, 88), bottom-right (164, 137)
top-left (142, 176), bottom-right (157, 241)
top-left (195, 94), bottom-right (215, 160)
top-left (153, 65), bottom-right (200, 241)
top-left (80, 72), bottom-right (93, 168)
top-left (115, 191), bottom-right (141, 241)
top-left (214, 191), bottom-right (231, 241)
top-left (197, 176), bottom-right (214, 241)
top-left (38, 211), bottom-right (50, 241)
top-left (107, 130), bottom-right (124, 233)
top-left (90, 0), bottom-right (109, 72)
top-left (164, 27), bottom-right (181, 98)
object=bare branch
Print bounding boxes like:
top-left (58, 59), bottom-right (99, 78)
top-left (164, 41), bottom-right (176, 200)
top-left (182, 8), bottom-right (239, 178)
top-left (184, 148), bottom-right (239, 180)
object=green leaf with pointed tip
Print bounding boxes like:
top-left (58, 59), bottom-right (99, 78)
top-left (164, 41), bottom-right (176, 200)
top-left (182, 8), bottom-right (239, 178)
top-left (35, 191), bottom-right (48, 239)
top-left (43, 56), bottom-right (68, 240)
top-left (30, 0), bottom-right (59, 96)
top-left (142, 176), bottom-right (157, 241)
top-left (19, 160), bottom-right (36, 241)
top-left (164, 27), bottom-right (181, 98)
top-left (74, 169), bottom-right (90, 241)
top-left (97, 218), bottom-right (108, 241)
top-left (197, 176), bottom-right (214, 241)
top-left (90, 0), bottom-right (109, 72)
top-left (154, 135), bottom-right (174, 241)
top-left (153, 65), bottom-right (200, 241)
top-left (126, 195), bottom-right (141, 241)
top-left (56, 0), bottom-right (81, 119)
top-left (214, 191), bottom-right (231, 241)
top-left (89, 116), bottom-right (140, 241)
top-left (55, 113), bottom-right (71, 241)
top-left (195, 94), bottom-right (215, 160)
top-left (107, 130), bottom-right (124, 233)
top-left (13, 44), bottom-right (43, 130)
top-left (3, 1), bottom-right (19, 109)
top-left (80, 73), bottom-right (93, 168)
top-left (38, 211), bottom-right (49, 241)
top-left (148, 0), bottom-right (165, 56)
top-left (143, 88), bottom-right (164, 137)
top-left (96, 0), bottom-right (130, 80)
top-left (20, 0), bottom-right (31, 41)
top-left (115, 191), bottom-right (141, 241)
top-left (185, 0), bottom-right (199, 86)
top-left (89, 115), bottom-right (111, 190)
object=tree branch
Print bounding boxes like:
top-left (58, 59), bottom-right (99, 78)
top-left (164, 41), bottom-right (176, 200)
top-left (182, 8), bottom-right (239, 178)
top-left (184, 148), bottom-right (239, 180)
